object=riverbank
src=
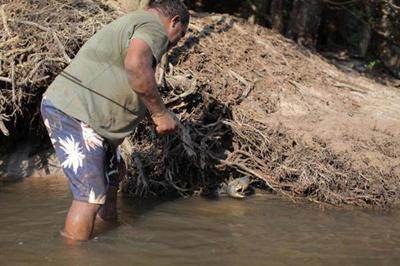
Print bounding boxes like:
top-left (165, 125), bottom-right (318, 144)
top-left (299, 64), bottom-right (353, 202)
top-left (1, 0), bottom-right (399, 207)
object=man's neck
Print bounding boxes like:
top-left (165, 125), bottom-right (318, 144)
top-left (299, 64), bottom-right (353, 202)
top-left (146, 8), bottom-right (170, 30)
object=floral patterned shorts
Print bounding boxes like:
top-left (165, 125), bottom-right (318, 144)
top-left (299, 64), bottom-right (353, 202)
top-left (40, 98), bottom-right (122, 205)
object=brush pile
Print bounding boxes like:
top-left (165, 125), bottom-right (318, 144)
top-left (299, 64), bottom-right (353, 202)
top-left (1, 1), bottom-right (399, 207)
top-left (121, 14), bottom-right (400, 207)
top-left (0, 0), bottom-right (120, 136)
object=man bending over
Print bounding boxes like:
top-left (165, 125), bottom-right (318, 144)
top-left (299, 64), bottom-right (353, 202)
top-left (41, 0), bottom-right (189, 241)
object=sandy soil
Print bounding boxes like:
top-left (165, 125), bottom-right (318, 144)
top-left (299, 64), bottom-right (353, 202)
top-left (180, 13), bottom-right (400, 177)
top-left (163, 12), bottom-right (400, 205)
top-left (238, 30), bottom-right (400, 177)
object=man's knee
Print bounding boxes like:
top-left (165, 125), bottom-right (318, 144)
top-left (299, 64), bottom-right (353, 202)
top-left (63, 200), bottom-right (101, 241)
top-left (70, 200), bottom-right (101, 216)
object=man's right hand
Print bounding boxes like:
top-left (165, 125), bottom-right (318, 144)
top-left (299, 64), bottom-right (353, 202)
top-left (151, 110), bottom-right (178, 135)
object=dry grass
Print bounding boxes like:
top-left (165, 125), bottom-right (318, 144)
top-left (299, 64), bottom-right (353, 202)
top-left (0, 0), bottom-right (120, 135)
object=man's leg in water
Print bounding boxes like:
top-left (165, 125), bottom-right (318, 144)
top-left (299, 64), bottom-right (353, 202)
top-left (41, 98), bottom-right (115, 241)
top-left (65, 149), bottom-right (125, 240)
top-left (63, 201), bottom-right (100, 241)
top-left (64, 186), bottom-right (119, 241)
top-left (97, 147), bottom-right (125, 222)
top-left (91, 186), bottom-right (119, 239)
top-left (97, 186), bottom-right (118, 221)
top-left (93, 152), bottom-right (125, 237)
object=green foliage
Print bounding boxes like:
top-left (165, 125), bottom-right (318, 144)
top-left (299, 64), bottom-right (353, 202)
top-left (367, 60), bottom-right (380, 70)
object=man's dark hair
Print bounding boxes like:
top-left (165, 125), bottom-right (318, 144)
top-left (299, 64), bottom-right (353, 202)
top-left (148, 0), bottom-right (190, 25)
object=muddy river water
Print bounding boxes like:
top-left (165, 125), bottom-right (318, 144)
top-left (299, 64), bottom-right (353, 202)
top-left (1, 175), bottom-right (400, 265)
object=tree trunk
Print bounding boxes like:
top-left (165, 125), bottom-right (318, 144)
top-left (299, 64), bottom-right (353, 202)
top-left (336, 9), bottom-right (371, 57)
top-left (270, 0), bottom-right (286, 33)
top-left (377, 0), bottom-right (400, 76)
top-left (286, 0), bottom-right (323, 47)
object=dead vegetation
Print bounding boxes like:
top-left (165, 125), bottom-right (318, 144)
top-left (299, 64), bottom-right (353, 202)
top-left (0, 0), bottom-right (121, 136)
top-left (1, 1), bottom-right (399, 207)
top-left (121, 13), bottom-right (400, 207)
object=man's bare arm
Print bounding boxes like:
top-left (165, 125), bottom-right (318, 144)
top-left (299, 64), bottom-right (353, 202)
top-left (124, 38), bottom-right (166, 116)
top-left (124, 38), bottom-right (177, 135)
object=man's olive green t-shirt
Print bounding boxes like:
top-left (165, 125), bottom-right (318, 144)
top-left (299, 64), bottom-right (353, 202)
top-left (45, 10), bottom-right (169, 146)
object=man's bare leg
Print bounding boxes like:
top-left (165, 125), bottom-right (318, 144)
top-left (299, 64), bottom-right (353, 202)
top-left (97, 186), bottom-right (119, 221)
top-left (62, 187), bottom-right (119, 243)
top-left (90, 186), bottom-right (119, 238)
top-left (62, 200), bottom-right (100, 242)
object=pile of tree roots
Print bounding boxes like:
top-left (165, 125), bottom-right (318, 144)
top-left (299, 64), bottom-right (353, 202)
top-left (1, 0), bottom-right (399, 207)
top-left (121, 14), bottom-right (400, 207)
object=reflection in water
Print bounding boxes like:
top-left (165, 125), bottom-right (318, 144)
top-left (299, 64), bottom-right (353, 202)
top-left (1, 176), bottom-right (400, 265)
